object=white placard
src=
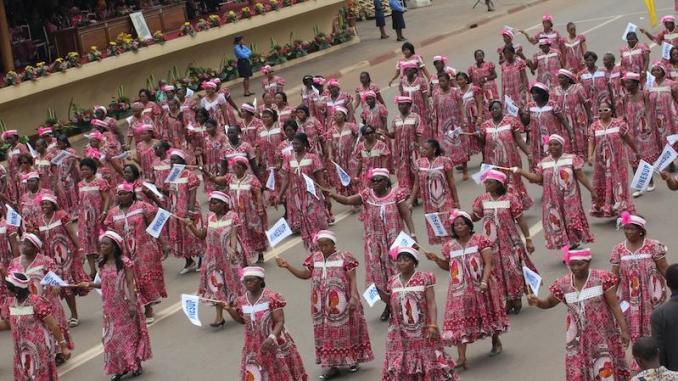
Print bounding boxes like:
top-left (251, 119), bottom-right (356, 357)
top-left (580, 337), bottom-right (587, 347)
top-left (663, 42), bottom-right (673, 60)
top-left (620, 300), bottom-right (630, 312)
top-left (6, 204), bottom-right (21, 227)
top-left (471, 163), bottom-right (494, 184)
top-left (334, 162), bottom-right (351, 187)
top-left (130, 12), bottom-right (152, 40)
top-left (646, 71), bottom-right (656, 89)
top-left (111, 151), bottom-right (130, 160)
top-left (631, 159), bottom-right (654, 191)
top-left (622, 23), bottom-right (638, 41)
top-left (50, 150), bottom-right (72, 165)
top-left (142, 181), bottom-right (164, 200)
top-left (424, 213), bottom-right (448, 237)
top-left (164, 164), bottom-right (185, 183)
top-left (668, 134), bottom-right (678, 145)
top-left (93, 272), bottom-right (102, 295)
top-left (362, 283), bottom-right (381, 307)
top-left (186, 88), bottom-right (194, 98)
top-left (26, 142), bottom-right (37, 158)
top-left (265, 168), bottom-right (276, 190)
top-left (504, 95), bottom-right (519, 117)
top-left (302, 173), bottom-right (318, 199)
top-left (266, 218), bottom-right (293, 247)
top-left (145, 208), bottom-right (171, 238)
top-left (522, 266), bottom-right (542, 296)
top-left (390, 231), bottom-right (416, 251)
top-left (40, 271), bottom-right (68, 287)
top-left (181, 294), bottom-right (202, 327)
top-left (653, 144), bottom-right (678, 172)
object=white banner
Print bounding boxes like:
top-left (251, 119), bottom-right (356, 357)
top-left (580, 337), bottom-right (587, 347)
top-left (631, 159), bottom-right (654, 191)
top-left (164, 164), bottom-right (185, 183)
top-left (668, 134), bottom-right (678, 145)
top-left (646, 71), bottom-right (655, 90)
top-left (620, 300), bottom-right (630, 312)
top-left (389, 231), bottom-right (416, 251)
top-left (146, 208), bottom-right (172, 238)
top-left (40, 271), bottom-right (68, 287)
top-left (424, 213), bottom-right (448, 237)
top-left (334, 162), bottom-right (351, 187)
top-left (622, 22), bottom-right (637, 41)
top-left (522, 266), bottom-right (542, 296)
top-left (302, 173), bottom-right (318, 199)
top-left (111, 151), bottom-right (130, 160)
top-left (50, 150), bottom-right (72, 165)
top-left (471, 163), bottom-right (494, 185)
top-left (663, 42), bottom-right (673, 60)
top-left (504, 95), bottom-right (519, 117)
top-left (181, 294), bottom-right (202, 327)
top-left (362, 283), bottom-right (381, 307)
top-left (265, 168), bottom-right (276, 190)
top-left (6, 204), bottom-right (21, 227)
top-left (266, 218), bottom-right (293, 247)
top-left (142, 181), bottom-right (164, 200)
top-left (653, 143), bottom-right (678, 172)
top-left (26, 142), bottom-right (38, 158)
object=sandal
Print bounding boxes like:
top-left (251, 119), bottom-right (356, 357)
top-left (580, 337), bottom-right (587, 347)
top-left (380, 306), bottom-right (390, 321)
top-left (349, 365), bottom-right (360, 372)
top-left (319, 367), bottom-right (340, 380)
top-left (132, 366), bottom-right (143, 377)
top-left (111, 372), bottom-right (128, 381)
top-left (69, 318), bottom-right (79, 327)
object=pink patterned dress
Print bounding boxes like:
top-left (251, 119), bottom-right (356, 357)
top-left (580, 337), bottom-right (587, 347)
top-left (3, 294), bottom-right (59, 381)
top-left (19, 189), bottom-right (43, 231)
top-left (620, 44), bottom-right (650, 80)
top-left (549, 270), bottom-right (630, 381)
top-left (201, 93), bottom-right (234, 127)
top-left (77, 177), bottom-right (110, 255)
top-left (225, 173), bottom-right (267, 262)
top-left (100, 256), bottom-right (152, 376)
top-left (167, 170), bottom-right (205, 259)
top-left (126, 115), bottom-right (154, 147)
top-left (468, 61), bottom-right (499, 102)
top-left (390, 112), bottom-right (421, 190)
top-left (382, 271), bottom-right (458, 381)
top-left (160, 111), bottom-right (186, 149)
top-left (497, 42), bottom-right (524, 64)
top-left (0, 219), bottom-right (16, 271)
top-left (664, 61), bottom-right (678, 80)
top-left (460, 85), bottom-right (483, 154)
top-left (198, 211), bottom-right (244, 304)
top-left (223, 140), bottom-right (255, 164)
top-left (606, 66), bottom-right (625, 117)
top-left (151, 157), bottom-right (171, 191)
top-left (562, 35), bottom-right (586, 72)
top-left (355, 83), bottom-right (382, 109)
top-left (472, 193), bottom-right (537, 302)
top-left (433, 87), bottom-right (466, 163)
top-left (322, 92), bottom-right (355, 123)
top-left (553, 83), bottom-right (591, 159)
top-left (579, 69), bottom-right (611, 120)
top-left (647, 78), bottom-right (678, 145)
top-left (36, 210), bottom-right (89, 297)
top-left (302, 250), bottom-right (374, 367)
top-left (256, 123), bottom-right (284, 197)
top-left (301, 87), bottom-right (322, 122)
top-left (104, 201), bottom-right (167, 306)
top-left (135, 140), bottom-right (157, 179)
top-left (359, 187), bottom-right (408, 290)
top-left (297, 116), bottom-right (326, 156)
top-left (414, 156), bottom-right (457, 244)
top-left (186, 123), bottom-right (207, 166)
top-left (532, 48), bottom-right (563, 89)
top-left (262, 75), bottom-right (285, 97)
top-left (325, 121), bottom-right (359, 195)
top-left (587, 118), bottom-right (635, 217)
top-left (479, 116), bottom-right (534, 209)
top-left (353, 139), bottom-right (392, 185)
top-left (622, 91), bottom-right (662, 167)
top-left (440, 234), bottom-right (509, 344)
top-left (239, 117), bottom-right (264, 146)
top-left (53, 147), bottom-right (80, 218)
top-left (235, 289), bottom-right (308, 381)
top-left (275, 105), bottom-right (294, 126)
top-left (360, 102), bottom-right (389, 131)
top-left (34, 151), bottom-right (53, 191)
top-left (400, 76), bottom-right (432, 139)
top-left (202, 132), bottom-right (227, 192)
top-left (535, 154), bottom-right (594, 250)
top-left (281, 153), bottom-right (329, 244)
top-left (527, 101), bottom-right (572, 168)
top-left (5, 142), bottom-right (28, 203)
top-left (610, 239), bottom-right (667, 342)
top-left (501, 58), bottom-right (529, 107)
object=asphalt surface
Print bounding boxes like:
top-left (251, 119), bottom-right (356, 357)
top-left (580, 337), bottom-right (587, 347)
top-left (2, 0), bottom-right (678, 380)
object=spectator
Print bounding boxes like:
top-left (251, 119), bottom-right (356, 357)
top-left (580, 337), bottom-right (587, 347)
top-left (388, 0), bottom-right (406, 42)
top-left (632, 336), bottom-right (678, 380)
top-left (374, 0), bottom-right (389, 39)
top-left (233, 35), bottom-right (255, 97)
top-left (652, 263), bottom-right (678, 371)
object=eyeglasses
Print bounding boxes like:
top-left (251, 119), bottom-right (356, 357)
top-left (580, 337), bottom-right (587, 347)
top-left (598, 108), bottom-right (611, 112)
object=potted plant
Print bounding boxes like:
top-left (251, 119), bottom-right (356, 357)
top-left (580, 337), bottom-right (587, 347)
top-left (254, 3), bottom-right (266, 15)
top-left (22, 66), bottom-right (37, 81)
top-left (195, 18), bottom-right (209, 31)
top-left (66, 51), bottom-right (81, 68)
top-left (180, 22), bottom-right (196, 37)
top-left (3, 71), bottom-right (20, 86)
top-left (208, 14), bottom-right (221, 27)
top-left (153, 31), bottom-right (167, 44)
top-left (270, 0), bottom-right (280, 10)
top-left (225, 11), bottom-right (238, 23)
top-left (241, 6), bottom-right (252, 19)
top-left (35, 62), bottom-right (50, 77)
top-left (87, 46), bottom-right (103, 62)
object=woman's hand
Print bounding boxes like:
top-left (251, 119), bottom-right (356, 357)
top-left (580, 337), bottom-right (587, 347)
top-left (479, 280), bottom-right (488, 293)
top-left (621, 329), bottom-right (631, 348)
top-left (424, 251), bottom-right (438, 261)
top-left (60, 345), bottom-right (72, 360)
top-left (525, 238), bottom-right (535, 254)
top-left (348, 296), bottom-right (359, 311)
top-left (527, 293), bottom-right (539, 306)
top-left (425, 325), bottom-right (440, 340)
top-left (275, 257), bottom-right (289, 269)
top-left (587, 158), bottom-right (593, 167)
top-left (261, 336), bottom-right (276, 352)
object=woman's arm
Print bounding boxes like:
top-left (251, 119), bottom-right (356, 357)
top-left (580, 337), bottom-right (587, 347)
top-left (262, 309), bottom-right (286, 352)
top-left (347, 268), bottom-right (360, 310)
top-left (44, 314), bottom-right (71, 359)
top-left (527, 293), bottom-right (560, 309)
top-left (223, 303), bottom-right (245, 324)
top-left (397, 199), bottom-right (416, 238)
top-left (515, 214), bottom-right (535, 253)
top-left (479, 248), bottom-right (494, 293)
top-left (424, 251), bottom-right (450, 271)
top-left (408, 172), bottom-right (420, 206)
top-left (656, 256), bottom-right (670, 277)
top-left (587, 139), bottom-right (595, 166)
top-left (604, 286), bottom-right (631, 347)
top-left (512, 130), bottom-right (530, 157)
top-left (515, 167), bottom-right (543, 184)
top-left (445, 169), bottom-right (459, 208)
top-left (424, 286), bottom-right (439, 339)
top-left (275, 257), bottom-right (312, 280)
top-left (124, 268), bottom-right (138, 306)
top-left (66, 221), bottom-right (80, 252)
top-left (574, 168), bottom-right (595, 196)
top-left (326, 191), bottom-right (363, 206)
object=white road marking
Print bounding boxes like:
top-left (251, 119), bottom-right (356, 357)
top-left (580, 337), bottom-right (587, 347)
top-left (580, 15), bottom-right (623, 35)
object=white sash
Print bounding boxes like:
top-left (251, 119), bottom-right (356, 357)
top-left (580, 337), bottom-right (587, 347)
top-left (449, 246), bottom-right (479, 258)
top-left (392, 285), bottom-right (425, 293)
top-left (565, 285), bottom-right (603, 304)
top-left (482, 200), bottom-right (510, 209)
top-left (540, 157), bottom-right (573, 169)
top-left (620, 253), bottom-right (652, 261)
top-left (39, 220), bottom-right (63, 232)
top-left (594, 127), bottom-right (620, 137)
top-left (208, 219), bottom-right (233, 228)
top-left (10, 306), bottom-right (34, 316)
top-left (485, 125), bottom-right (512, 133)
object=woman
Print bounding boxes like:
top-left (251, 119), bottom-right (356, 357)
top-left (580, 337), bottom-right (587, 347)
top-left (256, 108), bottom-right (283, 198)
top-left (388, 42), bottom-right (430, 86)
top-left (647, 62), bottom-right (678, 151)
top-left (425, 210), bottom-right (508, 369)
top-left (125, 102), bottom-right (154, 151)
top-left (553, 69), bottom-right (592, 159)
top-left (275, 92), bottom-right (295, 126)
top-left (223, 125), bottom-right (256, 173)
top-left (579, 51), bottom-right (613, 120)
top-left (33, 138), bottom-right (54, 191)
top-left (295, 105), bottom-right (325, 156)
top-left (620, 32), bottom-right (650, 85)
top-left (388, 96), bottom-right (421, 190)
top-left (400, 64), bottom-right (432, 140)
top-left (410, 139), bottom-right (459, 244)
top-left (519, 13), bottom-right (563, 48)
top-left (200, 80), bottom-right (239, 127)
top-left (167, 149), bottom-right (204, 272)
top-left (468, 49), bottom-right (499, 104)
top-left (35, 192), bottom-right (88, 327)
top-left (0, 207), bottom-right (18, 280)
top-left (322, 79), bottom-right (355, 124)
top-left (432, 73), bottom-right (465, 164)
top-left (587, 103), bottom-right (638, 217)
top-left (478, 100), bottom-right (534, 209)
top-left (379, 247), bottom-right (458, 380)
top-left (1, 130), bottom-right (28, 203)
top-left (261, 65), bottom-right (285, 97)
top-left (352, 125), bottom-right (392, 186)
top-left (18, 172), bottom-right (44, 231)
top-left (276, 230), bottom-right (374, 379)
top-left (78, 158), bottom-right (111, 279)
top-left (159, 98), bottom-right (186, 150)
top-left (224, 266), bottom-right (308, 381)
top-left (85, 131), bottom-right (124, 190)
top-left (326, 168), bottom-right (416, 321)
top-left (276, 133), bottom-right (330, 249)
top-left (500, 45), bottom-right (529, 107)
top-left (79, 231), bottom-right (151, 380)
top-left (187, 108), bottom-right (209, 166)
top-left (301, 75), bottom-right (323, 123)
top-left (429, 55), bottom-right (457, 92)
top-left (359, 91), bottom-right (389, 132)
top-left (497, 27), bottom-right (525, 65)
top-left (15, 153), bottom-right (34, 199)
top-left (132, 124), bottom-right (158, 179)
top-left (562, 22), bottom-right (587, 73)
top-left (0, 272), bottom-right (71, 381)
top-left (373, 0), bottom-right (389, 39)
top-left (325, 106), bottom-right (359, 195)
top-left (665, 46), bottom-right (678, 80)
top-left (471, 171), bottom-right (536, 314)
top-left (104, 183), bottom-right (168, 323)
top-left (182, 191), bottom-right (244, 326)
top-left (119, 163), bottom-right (161, 206)
top-left (276, 120), bottom-right (298, 169)
top-left (202, 119), bottom-right (227, 193)
top-left (239, 103), bottom-right (263, 146)
top-left (603, 53), bottom-right (625, 116)
top-left (524, 83), bottom-right (573, 168)
top-left (527, 248), bottom-right (631, 381)
top-left (258, 92), bottom-right (277, 115)
top-left (457, 72), bottom-right (484, 158)
top-left (137, 88), bottom-right (162, 121)
top-left (53, 135), bottom-right (80, 218)
top-left (527, 38), bottom-right (564, 90)
top-left (354, 71), bottom-right (384, 111)
top-left (514, 134), bottom-right (595, 250)
top-left (209, 157), bottom-right (268, 264)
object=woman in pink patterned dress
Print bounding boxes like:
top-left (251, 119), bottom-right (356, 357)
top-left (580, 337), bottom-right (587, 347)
top-left (326, 168), bottom-right (416, 322)
top-left (620, 32), bottom-right (650, 85)
top-left (497, 27), bottom-right (526, 65)
top-left (53, 135), bottom-right (80, 219)
top-left (562, 22), bottom-right (587, 73)
top-left (471, 171), bottom-right (536, 314)
top-left (0, 209), bottom-right (18, 278)
top-left (478, 100), bottom-right (534, 209)
top-left (33, 138), bottom-right (54, 191)
top-left (125, 102), bottom-right (154, 154)
top-left (18, 172), bottom-right (43, 231)
top-left (200, 81), bottom-right (239, 127)
top-left (500, 45), bottom-right (529, 107)
top-left (325, 106), bottom-right (359, 196)
top-left (260, 65), bottom-right (285, 97)
top-left (182, 191), bottom-right (244, 326)
top-left (648, 62), bottom-right (678, 151)
top-left (457, 72), bottom-right (484, 157)
top-left (432, 73), bottom-right (466, 167)
top-left (352, 125), bottom-right (392, 187)
top-left (276, 133), bottom-right (330, 249)
top-left (301, 75), bottom-right (323, 123)
top-left (360, 91), bottom-right (389, 132)
top-left (239, 103), bottom-right (264, 146)
top-left (388, 42), bottom-right (431, 85)
top-left (587, 105), bottom-right (638, 218)
top-left (603, 53), bottom-right (625, 116)
top-left (528, 248), bottom-right (631, 381)
top-left (225, 266), bottom-right (308, 381)
top-left (132, 125), bottom-right (159, 179)
top-left (410, 140), bottom-right (459, 244)
top-left (295, 105), bottom-right (326, 156)
top-left (104, 183), bottom-right (168, 323)
top-left (400, 64), bottom-right (432, 140)
top-left (322, 79), bottom-right (355, 124)
top-left (519, 13), bottom-right (563, 48)
top-left (387, 96), bottom-right (421, 190)
top-left (579, 51), bottom-right (613, 120)
top-left (425, 210), bottom-right (508, 369)
top-left (0, 272), bottom-right (71, 381)
top-left (553, 69), bottom-right (593, 159)
top-left (78, 158), bottom-right (111, 279)
top-left (80, 231), bottom-right (151, 380)
top-left (665, 47), bottom-right (678, 80)
top-left (610, 213), bottom-right (668, 344)
top-left (527, 38), bottom-right (564, 90)
top-left (515, 134), bottom-right (595, 250)
top-left (201, 119), bottom-right (227, 192)
top-left (276, 230), bottom-right (374, 379)
top-left (379, 247), bottom-right (458, 380)
top-left (35, 192), bottom-right (88, 327)
top-left (275, 92), bottom-right (295, 127)
top-left (159, 98), bottom-right (186, 149)
top-left (468, 49), bottom-right (499, 105)
top-left (430, 55), bottom-right (457, 92)
top-left (256, 108), bottom-right (284, 199)
top-left (354, 71), bottom-right (385, 111)
top-left (1, 130), bottom-right (28, 204)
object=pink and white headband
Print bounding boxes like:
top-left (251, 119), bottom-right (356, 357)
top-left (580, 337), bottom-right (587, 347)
top-left (5, 272), bottom-right (30, 289)
top-left (433, 55), bottom-right (448, 64)
top-left (394, 95), bottom-right (413, 104)
top-left (334, 106), bottom-right (348, 116)
top-left (482, 169), bottom-right (507, 184)
top-left (170, 149), bottom-right (186, 160)
top-left (260, 65), bottom-right (273, 74)
top-left (327, 78), bottom-right (340, 87)
top-left (117, 182), bottom-right (134, 193)
top-left (94, 105), bottom-right (107, 114)
top-left (240, 266), bottom-right (265, 280)
top-left (542, 13), bottom-right (553, 22)
top-left (501, 27), bottom-right (514, 38)
top-left (558, 69), bottom-right (576, 81)
top-left (449, 209), bottom-right (472, 224)
top-left (662, 15), bottom-right (676, 23)
top-left (362, 90), bottom-right (377, 100)
top-left (209, 191), bottom-right (231, 204)
top-left (88, 130), bottom-right (104, 140)
top-left (99, 230), bottom-right (124, 247)
top-left (241, 103), bottom-right (256, 114)
top-left (201, 81), bottom-right (217, 90)
top-left (162, 85), bottom-right (175, 91)
top-left (538, 37), bottom-right (551, 46)
top-left (368, 168), bottom-right (390, 179)
top-left (531, 82), bottom-right (549, 92)
top-left (22, 233), bottom-right (43, 249)
top-left (623, 72), bottom-right (640, 81)
top-left (1, 130), bottom-right (18, 139)
top-left (37, 127), bottom-right (52, 136)
top-left (617, 211), bottom-right (646, 228)
top-left (38, 193), bottom-right (58, 205)
top-left (91, 119), bottom-right (109, 129)
top-left (229, 155), bottom-right (249, 168)
top-left (561, 247), bottom-right (592, 264)
top-left (547, 134), bottom-right (565, 146)
top-left (314, 230), bottom-right (337, 243)
top-left (389, 246), bottom-right (419, 261)
top-left (21, 171), bottom-right (39, 182)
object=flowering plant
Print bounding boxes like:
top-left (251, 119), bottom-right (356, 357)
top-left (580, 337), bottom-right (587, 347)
top-left (87, 46), bottom-right (103, 62)
top-left (66, 51), bottom-right (81, 68)
top-left (35, 62), bottom-right (50, 77)
top-left (195, 18), bottom-right (209, 31)
top-left (153, 31), bottom-right (166, 44)
top-left (180, 22), bottom-right (196, 37)
top-left (52, 57), bottom-right (68, 72)
top-left (254, 3), bottom-right (266, 15)
top-left (241, 7), bottom-right (252, 18)
top-left (226, 11), bottom-right (238, 23)
top-left (208, 14), bottom-right (221, 27)
top-left (22, 66), bottom-right (37, 81)
top-left (270, 0), bottom-right (280, 10)
top-left (283, 0), bottom-right (293, 6)
top-left (222, 59), bottom-right (238, 80)
top-left (106, 41), bottom-right (121, 56)
top-left (4, 70), bottom-right (19, 86)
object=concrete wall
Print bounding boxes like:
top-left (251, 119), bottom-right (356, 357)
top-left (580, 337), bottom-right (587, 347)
top-left (0, 0), bottom-right (345, 134)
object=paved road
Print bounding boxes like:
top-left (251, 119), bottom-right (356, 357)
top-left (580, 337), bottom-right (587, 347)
top-left (2, 0), bottom-right (678, 379)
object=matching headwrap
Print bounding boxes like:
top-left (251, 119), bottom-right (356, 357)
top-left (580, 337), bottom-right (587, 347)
top-left (91, 119), bottom-right (109, 129)
top-left (558, 69), bottom-right (576, 82)
top-left (240, 266), bottom-right (265, 280)
top-left (394, 95), bottom-right (413, 104)
top-left (482, 169), bottom-right (507, 184)
top-left (117, 182), bottom-right (134, 194)
top-left (37, 127), bottom-right (52, 136)
top-left (260, 65), bottom-right (273, 74)
top-left (623, 72), bottom-right (640, 81)
top-left (327, 78), bottom-right (340, 87)
top-left (367, 168), bottom-right (390, 179)
top-left (22, 233), bottom-right (43, 249)
top-left (241, 103), bottom-right (256, 114)
top-left (617, 211), bottom-right (647, 229)
top-left (209, 191), bottom-right (231, 204)
top-left (38, 193), bottom-right (58, 206)
top-left (542, 13), bottom-right (554, 22)
top-left (448, 209), bottom-right (473, 225)
top-left (562, 247), bottom-right (592, 264)
top-left (530, 82), bottom-right (549, 93)
top-left (201, 81), bottom-right (217, 90)
top-left (389, 246), bottom-right (420, 261)
top-left (433, 55), bottom-right (448, 64)
top-left (1, 130), bottom-right (18, 139)
top-left (99, 230), bottom-right (124, 247)
top-left (5, 272), bottom-right (30, 289)
top-left (661, 15), bottom-right (676, 24)
top-left (547, 134), bottom-right (565, 146)
top-left (170, 149), bottom-right (187, 160)
top-left (229, 155), bottom-right (249, 168)
top-left (313, 230), bottom-right (337, 244)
